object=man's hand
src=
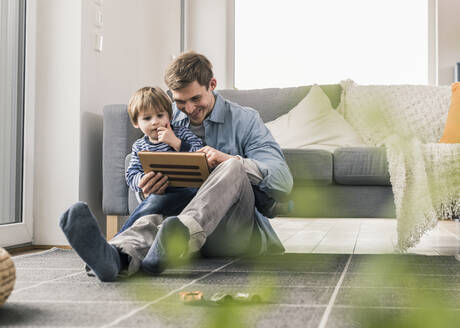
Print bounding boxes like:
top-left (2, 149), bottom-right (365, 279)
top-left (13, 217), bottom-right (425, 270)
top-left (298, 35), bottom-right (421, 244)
top-left (158, 122), bottom-right (181, 151)
top-left (198, 146), bottom-right (236, 169)
top-left (138, 171), bottom-right (169, 198)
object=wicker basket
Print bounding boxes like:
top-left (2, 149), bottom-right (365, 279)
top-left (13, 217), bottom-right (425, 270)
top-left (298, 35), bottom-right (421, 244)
top-left (0, 247), bottom-right (16, 305)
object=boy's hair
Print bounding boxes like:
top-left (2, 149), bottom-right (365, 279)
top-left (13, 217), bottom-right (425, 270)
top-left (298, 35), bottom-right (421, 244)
top-left (127, 86), bottom-right (172, 126)
top-left (164, 51), bottom-right (213, 91)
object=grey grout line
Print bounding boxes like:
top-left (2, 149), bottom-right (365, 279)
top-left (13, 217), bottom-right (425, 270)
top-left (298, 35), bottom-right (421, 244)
top-left (101, 258), bottom-right (240, 328)
top-left (437, 225), bottom-right (460, 259)
top-left (351, 221), bottom-right (362, 254)
top-left (12, 271), bottom-right (86, 294)
top-left (11, 247), bottom-right (62, 259)
top-left (439, 224), bottom-right (460, 241)
top-left (279, 219), bottom-right (318, 243)
top-left (277, 303), bottom-right (460, 311)
top-left (310, 222), bottom-right (339, 253)
top-left (333, 305), bottom-right (460, 311)
top-left (15, 267), bottom-right (83, 271)
top-left (9, 300), bottom-right (148, 304)
top-left (317, 254), bottom-right (353, 328)
top-left (12, 281), bottom-right (460, 291)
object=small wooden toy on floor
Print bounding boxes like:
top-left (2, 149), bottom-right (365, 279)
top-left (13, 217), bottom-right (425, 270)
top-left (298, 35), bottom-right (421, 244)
top-left (180, 291), bottom-right (262, 305)
top-left (179, 291), bottom-right (204, 304)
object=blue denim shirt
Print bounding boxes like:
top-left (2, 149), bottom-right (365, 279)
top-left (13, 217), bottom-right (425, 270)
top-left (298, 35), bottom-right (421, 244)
top-left (172, 92), bottom-right (293, 255)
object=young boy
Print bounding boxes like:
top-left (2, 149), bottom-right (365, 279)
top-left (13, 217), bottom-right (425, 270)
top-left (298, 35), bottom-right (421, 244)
top-left (119, 86), bottom-right (203, 234)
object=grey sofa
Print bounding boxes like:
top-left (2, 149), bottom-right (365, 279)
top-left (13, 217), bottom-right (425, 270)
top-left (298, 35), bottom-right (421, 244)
top-left (102, 85), bottom-right (395, 236)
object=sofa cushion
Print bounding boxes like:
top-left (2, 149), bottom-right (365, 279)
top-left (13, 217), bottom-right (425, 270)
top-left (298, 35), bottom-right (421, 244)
top-left (440, 82), bottom-right (460, 143)
top-left (282, 149), bottom-right (333, 186)
top-left (333, 147), bottom-right (390, 186)
top-left (265, 85), bottom-right (366, 152)
top-left (218, 85), bottom-right (342, 123)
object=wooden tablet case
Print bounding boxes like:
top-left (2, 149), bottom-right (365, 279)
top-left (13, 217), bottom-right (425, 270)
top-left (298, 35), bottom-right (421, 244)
top-left (138, 152), bottom-right (210, 188)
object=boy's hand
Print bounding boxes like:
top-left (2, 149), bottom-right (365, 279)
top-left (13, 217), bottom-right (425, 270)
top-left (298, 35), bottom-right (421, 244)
top-left (157, 123), bottom-right (181, 151)
top-left (138, 171), bottom-right (169, 197)
top-left (198, 146), bottom-right (237, 169)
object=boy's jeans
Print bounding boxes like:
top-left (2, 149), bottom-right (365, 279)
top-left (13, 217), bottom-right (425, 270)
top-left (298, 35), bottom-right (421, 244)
top-left (117, 187), bottom-right (198, 235)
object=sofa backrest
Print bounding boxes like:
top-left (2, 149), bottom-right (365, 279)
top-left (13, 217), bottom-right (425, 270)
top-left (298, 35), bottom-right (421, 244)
top-left (218, 84), bottom-right (342, 123)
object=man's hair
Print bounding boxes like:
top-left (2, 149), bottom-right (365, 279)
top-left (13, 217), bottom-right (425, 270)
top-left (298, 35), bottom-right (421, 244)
top-left (164, 51), bottom-right (214, 90)
top-left (127, 86), bottom-right (172, 127)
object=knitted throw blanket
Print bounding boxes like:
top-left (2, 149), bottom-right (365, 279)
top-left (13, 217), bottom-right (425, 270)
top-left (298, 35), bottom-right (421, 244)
top-left (340, 80), bottom-right (460, 251)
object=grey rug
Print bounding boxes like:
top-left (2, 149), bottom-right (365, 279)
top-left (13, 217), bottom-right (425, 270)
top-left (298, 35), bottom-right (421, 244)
top-left (1, 248), bottom-right (460, 327)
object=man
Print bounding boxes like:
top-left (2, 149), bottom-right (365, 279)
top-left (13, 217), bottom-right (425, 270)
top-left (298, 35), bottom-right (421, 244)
top-left (59, 51), bottom-right (293, 282)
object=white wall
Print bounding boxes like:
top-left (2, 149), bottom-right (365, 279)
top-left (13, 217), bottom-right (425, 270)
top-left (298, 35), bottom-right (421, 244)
top-left (187, 0), bottom-right (234, 89)
top-left (79, 0), bottom-right (180, 233)
top-left (438, 0), bottom-right (460, 85)
top-left (32, 0), bottom-right (180, 244)
top-left (33, 0), bottom-right (82, 244)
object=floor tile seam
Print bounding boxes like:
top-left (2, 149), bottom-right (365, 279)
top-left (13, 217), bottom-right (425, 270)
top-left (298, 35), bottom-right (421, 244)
top-left (20, 282), bottom-right (341, 288)
top-left (10, 247), bottom-right (62, 259)
top-left (14, 268), bottom-right (83, 271)
top-left (278, 219), bottom-right (319, 243)
top-left (439, 225), bottom-right (460, 242)
top-left (191, 283), bottom-right (338, 289)
top-left (11, 271), bottom-right (86, 294)
top-left (311, 223), bottom-right (341, 253)
top-left (6, 300), bottom-right (330, 307)
top-left (317, 254), bottom-right (353, 328)
top-left (348, 263), bottom-right (460, 268)
top-left (346, 272), bottom-right (460, 277)
top-left (333, 305), bottom-right (460, 311)
top-left (6, 300), bottom-right (148, 304)
top-left (188, 283), bottom-right (460, 291)
top-left (5, 298), bottom-right (331, 307)
top-left (7, 300), bottom-right (460, 312)
top-left (334, 286), bottom-right (460, 291)
top-left (13, 283), bottom-right (460, 291)
top-left (351, 222), bottom-right (362, 255)
top-left (6, 326), bottom-right (84, 328)
top-left (168, 269), bottom-right (346, 274)
top-left (17, 268), bottom-right (346, 276)
top-left (100, 258), bottom-right (240, 328)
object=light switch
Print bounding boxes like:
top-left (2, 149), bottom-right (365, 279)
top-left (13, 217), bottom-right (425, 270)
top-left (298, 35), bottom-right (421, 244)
top-left (95, 34), bottom-right (103, 52)
top-left (96, 9), bottom-right (103, 27)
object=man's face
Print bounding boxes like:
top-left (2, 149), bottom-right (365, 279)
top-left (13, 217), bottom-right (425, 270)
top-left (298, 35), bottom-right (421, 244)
top-left (171, 78), bottom-right (217, 125)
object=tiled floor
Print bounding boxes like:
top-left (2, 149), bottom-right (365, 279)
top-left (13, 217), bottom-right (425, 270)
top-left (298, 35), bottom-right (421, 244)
top-left (4, 247), bottom-right (460, 327)
top-left (270, 218), bottom-right (460, 256)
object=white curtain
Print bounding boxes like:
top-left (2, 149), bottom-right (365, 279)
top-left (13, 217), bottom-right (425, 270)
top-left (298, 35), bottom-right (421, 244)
top-left (0, 0), bottom-right (22, 225)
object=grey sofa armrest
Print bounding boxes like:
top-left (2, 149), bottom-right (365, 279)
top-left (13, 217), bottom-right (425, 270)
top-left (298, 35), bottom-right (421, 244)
top-left (102, 104), bottom-right (141, 215)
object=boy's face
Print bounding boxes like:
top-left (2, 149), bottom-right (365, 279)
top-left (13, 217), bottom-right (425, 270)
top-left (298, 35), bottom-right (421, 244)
top-left (134, 107), bottom-right (170, 143)
top-left (171, 78), bottom-right (217, 125)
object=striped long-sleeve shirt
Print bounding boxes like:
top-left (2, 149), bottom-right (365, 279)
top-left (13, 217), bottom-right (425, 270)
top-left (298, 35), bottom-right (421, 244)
top-left (126, 125), bottom-right (204, 192)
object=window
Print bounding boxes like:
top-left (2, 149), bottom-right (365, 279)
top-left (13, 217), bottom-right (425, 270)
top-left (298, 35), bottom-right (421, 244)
top-left (235, 0), bottom-right (430, 89)
top-left (0, 0), bottom-right (25, 227)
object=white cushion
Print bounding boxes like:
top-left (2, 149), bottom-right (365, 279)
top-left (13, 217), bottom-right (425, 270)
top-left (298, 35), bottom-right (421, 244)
top-left (265, 84), bottom-right (366, 152)
top-left (338, 79), bottom-right (451, 146)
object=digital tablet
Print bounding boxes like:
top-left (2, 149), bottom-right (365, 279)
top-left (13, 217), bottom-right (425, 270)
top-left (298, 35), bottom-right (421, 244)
top-left (138, 152), bottom-right (210, 188)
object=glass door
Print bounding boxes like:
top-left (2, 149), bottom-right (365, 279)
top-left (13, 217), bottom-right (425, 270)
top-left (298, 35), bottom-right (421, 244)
top-left (0, 0), bottom-right (29, 247)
